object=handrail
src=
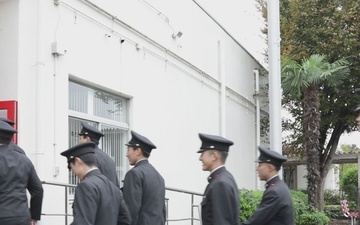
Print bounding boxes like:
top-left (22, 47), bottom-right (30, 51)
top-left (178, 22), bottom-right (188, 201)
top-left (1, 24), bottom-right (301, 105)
top-left (41, 181), bottom-right (203, 225)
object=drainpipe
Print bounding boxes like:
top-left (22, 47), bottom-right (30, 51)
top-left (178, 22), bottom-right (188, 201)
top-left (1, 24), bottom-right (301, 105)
top-left (218, 40), bottom-right (226, 137)
top-left (35, 0), bottom-right (45, 171)
top-left (268, 0), bottom-right (282, 159)
top-left (51, 0), bottom-right (64, 178)
top-left (254, 69), bottom-right (261, 189)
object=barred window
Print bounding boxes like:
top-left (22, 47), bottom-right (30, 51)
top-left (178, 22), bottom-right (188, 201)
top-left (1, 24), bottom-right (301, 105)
top-left (68, 80), bottom-right (129, 192)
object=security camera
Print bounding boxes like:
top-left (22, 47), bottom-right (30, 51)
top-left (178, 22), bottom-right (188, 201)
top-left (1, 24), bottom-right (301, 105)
top-left (120, 38), bottom-right (125, 44)
top-left (172, 31), bottom-right (183, 39)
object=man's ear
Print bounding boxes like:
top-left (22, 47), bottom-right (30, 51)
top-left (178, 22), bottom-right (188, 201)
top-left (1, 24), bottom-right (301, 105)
top-left (268, 163), bottom-right (276, 172)
top-left (74, 157), bottom-right (82, 165)
top-left (212, 150), bottom-right (219, 160)
top-left (135, 147), bottom-right (142, 156)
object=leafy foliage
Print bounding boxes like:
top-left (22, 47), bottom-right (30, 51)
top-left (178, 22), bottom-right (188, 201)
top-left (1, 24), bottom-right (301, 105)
top-left (239, 189), bottom-right (330, 224)
top-left (281, 54), bottom-right (350, 210)
top-left (256, 0), bottom-right (360, 211)
top-left (297, 211), bottom-right (330, 225)
top-left (238, 189), bottom-right (263, 222)
top-left (339, 167), bottom-right (358, 209)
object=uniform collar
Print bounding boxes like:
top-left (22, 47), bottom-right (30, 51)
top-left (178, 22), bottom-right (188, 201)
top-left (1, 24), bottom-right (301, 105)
top-left (135, 159), bottom-right (149, 167)
top-left (208, 166), bottom-right (226, 183)
top-left (265, 175), bottom-right (280, 189)
top-left (83, 168), bottom-right (101, 180)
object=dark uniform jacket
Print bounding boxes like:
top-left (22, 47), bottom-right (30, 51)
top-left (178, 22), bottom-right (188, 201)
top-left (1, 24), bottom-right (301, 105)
top-left (94, 145), bottom-right (120, 188)
top-left (0, 144), bottom-right (43, 222)
top-left (9, 141), bottom-right (26, 154)
top-left (243, 176), bottom-right (294, 225)
top-left (72, 169), bottom-right (131, 225)
top-left (201, 166), bottom-right (241, 225)
top-left (122, 159), bottom-right (166, 225)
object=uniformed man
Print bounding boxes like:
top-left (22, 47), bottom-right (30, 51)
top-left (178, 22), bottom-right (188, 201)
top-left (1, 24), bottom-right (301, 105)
top-left (0, 117), bottom-right (26, 154)
top-left (0, 121), bottom-right (43, 225)
top-left (198, 133), bottom-right (240, 225)
top-left (243, 146), bottom-right (294, 225)
top-left (60, 142), bottom-right (131, 225)
top-left (78, 122), bottom-right (120, 187)
top-left (122, 131), bottom-right (166, 225)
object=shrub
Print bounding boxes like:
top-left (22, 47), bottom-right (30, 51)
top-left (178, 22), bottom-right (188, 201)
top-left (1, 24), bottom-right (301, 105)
top-left (239, 189), bottom-right (330, 225)
top-left (324, 205), bottom-right (342, 219)
top-left (340, 167), bottom-right (358, 208)
top-left (297, 211), bottom-right (330, 225)
top-left (238, 188), bottom-right (263, 222)
top-left (290, 190), bottom-right (310, 222)
top-left (324, 189), bottom-right (342, 205)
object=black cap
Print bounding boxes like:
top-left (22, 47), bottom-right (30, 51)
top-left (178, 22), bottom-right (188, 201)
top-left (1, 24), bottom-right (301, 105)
top-left (125, 131), bottom-right (156, 153)
top-left (61, 142), bottom-right (96, 159)
top-left (0, 120), bottom-right (17, 139)
top-left (256, 146), bottom-right (287, 168)
top-left (0, 118), bottom-right (15, 126)
top-left (78, 122), bottom-right (104, 141)
top-left (198, 133), bottom-right (233, 153)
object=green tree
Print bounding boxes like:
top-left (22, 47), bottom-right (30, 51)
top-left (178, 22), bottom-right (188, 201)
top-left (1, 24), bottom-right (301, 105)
top-left (282, 54), bottom-right (350, 210)
top-left (338, 144), bottom-right (358, 181)
top-left (257, 0), bottom-right (360, 211)
top-left (340, 167), bottom-right (358, 209)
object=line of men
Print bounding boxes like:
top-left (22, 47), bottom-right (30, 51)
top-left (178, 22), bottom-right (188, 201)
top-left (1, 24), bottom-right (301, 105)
top-left (0, 118), bottom-right (295, 225)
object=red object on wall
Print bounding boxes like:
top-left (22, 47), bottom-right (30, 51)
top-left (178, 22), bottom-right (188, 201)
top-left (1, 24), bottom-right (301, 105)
top-left (0, 100), bottom-right (18, 143)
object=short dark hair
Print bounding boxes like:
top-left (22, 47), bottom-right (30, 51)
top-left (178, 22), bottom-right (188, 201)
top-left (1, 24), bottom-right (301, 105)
top-left (0, 137), bottom-right (11, 144)
top-left (274, 164), bottom-right (281, 171)
top-left (81, 135), bottom-right (99, 145)
top-left (78, 153), bottom-right (97, 167)
top-left (140, 148), bottom-right (150, 158)
top-left (217, 150), bottom-right (228, 163)
top-left (207, 149), bottom-right (228, 163)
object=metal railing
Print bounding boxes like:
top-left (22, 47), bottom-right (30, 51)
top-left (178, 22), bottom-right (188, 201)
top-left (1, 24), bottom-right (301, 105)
top-left (165, 186), bottom-right (203, 225)
top-left (41, 181), bottom-right (203, 225)
top-left (41, 181), bottom-right (76, 225)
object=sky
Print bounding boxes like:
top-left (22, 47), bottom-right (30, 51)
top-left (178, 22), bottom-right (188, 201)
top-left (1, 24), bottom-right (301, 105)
top-left (196, 0), bottom-right (360, 149)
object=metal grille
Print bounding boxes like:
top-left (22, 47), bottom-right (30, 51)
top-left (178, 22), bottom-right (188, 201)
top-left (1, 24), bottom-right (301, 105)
top-left (68, 81), bottom-right (129, 192)
top-left (93, 91), bottom-right (126, 122)
top-left (69, 80), bottom-right (127, 122)
top-left (68, 82), bottom-right (88, 113)
top-left (101, 124), bottom-right (128, 180)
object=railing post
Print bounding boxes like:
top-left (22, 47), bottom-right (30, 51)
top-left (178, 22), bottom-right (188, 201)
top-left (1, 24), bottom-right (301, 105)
top-left (65, 186), bottom-right (68, 225)
top-left (191, 194), bottom-right (194, 225)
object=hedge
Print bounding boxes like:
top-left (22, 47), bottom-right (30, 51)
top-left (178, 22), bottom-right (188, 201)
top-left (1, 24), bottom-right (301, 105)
top-left (239, 189), bottom-right (329, 225)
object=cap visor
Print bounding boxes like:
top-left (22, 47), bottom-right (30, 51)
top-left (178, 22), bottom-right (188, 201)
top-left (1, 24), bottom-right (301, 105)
top-left (254, 159), bottom-right (264, 163)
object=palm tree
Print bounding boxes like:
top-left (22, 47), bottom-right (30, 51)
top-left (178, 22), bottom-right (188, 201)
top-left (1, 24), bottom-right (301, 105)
top-left (281, 54), bottom-right (350, 210)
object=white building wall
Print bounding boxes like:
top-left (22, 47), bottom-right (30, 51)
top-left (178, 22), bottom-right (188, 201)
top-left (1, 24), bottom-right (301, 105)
top-left (296, 165), bottom-right (339, 190)
top-left (1, 0), bottom-right (267, 224)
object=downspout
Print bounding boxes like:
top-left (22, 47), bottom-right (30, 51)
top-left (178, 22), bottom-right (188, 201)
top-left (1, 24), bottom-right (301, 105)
top-left (254, 69), bottom-right (261, 190)
top-left (218, 40), bottom-right (226, 136)
top-left (51, 0), bottom-right (63, 177)
top-left (268, 0), bottom-right (282, 156)
top-left (35, 0), bottom-right (45, 169)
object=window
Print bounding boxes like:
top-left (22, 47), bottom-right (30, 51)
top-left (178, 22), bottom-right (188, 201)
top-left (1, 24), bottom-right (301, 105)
top-left (68, 81), bottom-right (129, 190)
